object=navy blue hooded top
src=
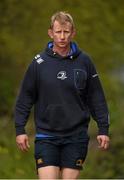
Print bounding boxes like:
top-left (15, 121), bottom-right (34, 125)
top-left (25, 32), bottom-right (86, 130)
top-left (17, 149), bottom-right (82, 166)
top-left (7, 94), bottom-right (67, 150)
top-left (15, 42), bottom-right (109, 137)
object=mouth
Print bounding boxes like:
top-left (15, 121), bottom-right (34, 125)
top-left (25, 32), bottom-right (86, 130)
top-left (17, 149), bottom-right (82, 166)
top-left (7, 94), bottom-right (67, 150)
top-left (59, 41), bottom-right (66, 44)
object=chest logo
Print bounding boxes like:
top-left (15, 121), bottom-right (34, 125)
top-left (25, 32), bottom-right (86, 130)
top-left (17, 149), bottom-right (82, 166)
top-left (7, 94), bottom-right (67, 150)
top-left (57, 71), bottom-right (67, 80)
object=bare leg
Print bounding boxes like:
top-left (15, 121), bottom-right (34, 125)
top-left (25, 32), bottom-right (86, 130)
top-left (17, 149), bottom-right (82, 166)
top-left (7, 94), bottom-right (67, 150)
top-left (38, 166), bottom-right (60, 179)
top-left (61, 168), bottom-right (80, 179)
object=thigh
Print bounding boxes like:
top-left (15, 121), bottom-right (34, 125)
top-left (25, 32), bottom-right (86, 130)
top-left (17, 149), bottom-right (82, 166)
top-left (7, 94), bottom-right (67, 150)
top-left (38, 166), bottom-right (60, 179)
top-left (60, 141), bottom-right (88, 170)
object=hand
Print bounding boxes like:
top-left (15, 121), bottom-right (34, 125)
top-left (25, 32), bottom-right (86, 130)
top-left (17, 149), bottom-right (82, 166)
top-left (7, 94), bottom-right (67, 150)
top-left (16, 134), bottom-right (30, 152)
top-left (97, 135), bottom-right (110, 150)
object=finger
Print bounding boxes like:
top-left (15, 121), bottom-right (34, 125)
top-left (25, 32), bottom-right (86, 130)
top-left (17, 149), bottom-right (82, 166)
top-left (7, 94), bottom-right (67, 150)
top-left (101, 139), bottom-right (107, 148)
top-left (23, 142), bottom-right (29, 152)
top-left (102, 140), bottom-right (109, 149)
top-left (98, 139), bottom-right (105, 148)
top-left (97, 137), bottom-right (101, 144)
top-left (22, 141), bottom-right (28, 151)
top-left (97, 137), bottom-right (102, 148)
top-left (97, 135), bottom-right (110, 150)
top-left (20, 144), bottom-right (25, 151)
top-left (17, 143), bottom-right (27, 152)
top-left (97, 138), bottom-right (101, 144)
top-left (18, 143), bottom-right (25, 151)
top-left (25, 138), bottom-right (30, 149)
top-left (104, 142), bottom-right (109, 150)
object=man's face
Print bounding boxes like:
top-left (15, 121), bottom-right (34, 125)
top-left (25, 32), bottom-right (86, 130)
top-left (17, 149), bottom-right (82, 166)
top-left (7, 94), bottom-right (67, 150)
top-left (48, 20), bottom-right (75, 48)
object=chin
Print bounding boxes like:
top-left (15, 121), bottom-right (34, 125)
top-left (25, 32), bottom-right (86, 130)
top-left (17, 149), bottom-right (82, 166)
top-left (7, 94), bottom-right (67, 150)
top-left (58, 43), bottom-right (67, 48)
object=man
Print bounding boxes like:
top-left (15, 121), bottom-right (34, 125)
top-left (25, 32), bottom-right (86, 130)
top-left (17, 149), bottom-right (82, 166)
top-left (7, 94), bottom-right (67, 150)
top-left (15, 11), bottom-right (110, 179)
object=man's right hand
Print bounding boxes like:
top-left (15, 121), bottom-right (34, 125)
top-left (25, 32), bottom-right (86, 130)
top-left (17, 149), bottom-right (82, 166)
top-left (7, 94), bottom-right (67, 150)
top-left (16, 134), bottom-right (30, 152)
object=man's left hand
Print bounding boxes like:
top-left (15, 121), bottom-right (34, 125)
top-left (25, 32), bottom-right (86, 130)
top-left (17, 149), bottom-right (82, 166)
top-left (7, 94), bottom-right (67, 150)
top-left (97, 135), bottom-right (110, 150)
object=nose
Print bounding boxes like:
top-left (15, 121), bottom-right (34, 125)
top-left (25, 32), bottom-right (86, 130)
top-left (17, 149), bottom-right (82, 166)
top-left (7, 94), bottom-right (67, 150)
top-left (60, 32), bottom-right (65, 39)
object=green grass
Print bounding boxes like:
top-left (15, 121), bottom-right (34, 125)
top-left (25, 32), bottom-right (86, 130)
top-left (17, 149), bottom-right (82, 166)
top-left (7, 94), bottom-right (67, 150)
top-left (0, 117), bottom-right (37, 179)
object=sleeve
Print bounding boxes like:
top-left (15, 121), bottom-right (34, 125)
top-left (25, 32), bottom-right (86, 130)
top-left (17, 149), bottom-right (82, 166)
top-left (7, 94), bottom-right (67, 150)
top-left (86, 59), bottom-right (110, 136)
top-left (14, 60), bottom-right (37, 136)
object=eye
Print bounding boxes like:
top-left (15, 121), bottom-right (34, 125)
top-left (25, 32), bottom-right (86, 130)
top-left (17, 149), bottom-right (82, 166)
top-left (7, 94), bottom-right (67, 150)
top-left (64, 31), bottom-right (70, 33)
top-left (55, 31), bottom-right (61, 33)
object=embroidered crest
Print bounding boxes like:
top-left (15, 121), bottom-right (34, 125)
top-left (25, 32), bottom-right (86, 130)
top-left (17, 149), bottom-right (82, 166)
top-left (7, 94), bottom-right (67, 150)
top-left (76, 159), bottom-right (84, 167)
top-left (57, 71), bottom-right (67, 80)
top-left (37, 158), bottom-right (43, 164)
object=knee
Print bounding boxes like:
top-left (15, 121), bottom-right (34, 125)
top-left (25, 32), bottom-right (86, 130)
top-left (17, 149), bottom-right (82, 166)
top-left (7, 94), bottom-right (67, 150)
top-left (61, 168), bottom-right (80, 179)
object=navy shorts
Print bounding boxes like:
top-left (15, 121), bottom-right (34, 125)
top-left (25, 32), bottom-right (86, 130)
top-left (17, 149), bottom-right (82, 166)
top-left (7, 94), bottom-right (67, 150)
top-left (34, 132), bottom-right (89, 170)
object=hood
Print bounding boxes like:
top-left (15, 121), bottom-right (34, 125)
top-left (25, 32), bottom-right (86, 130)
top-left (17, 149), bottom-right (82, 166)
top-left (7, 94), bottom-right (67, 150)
top-left (45, 41), bottom-right (81, 60)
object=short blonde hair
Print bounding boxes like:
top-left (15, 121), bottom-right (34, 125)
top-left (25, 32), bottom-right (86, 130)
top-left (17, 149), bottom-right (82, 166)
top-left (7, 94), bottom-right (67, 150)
top-left (50, 11), bottom-right (75, 29)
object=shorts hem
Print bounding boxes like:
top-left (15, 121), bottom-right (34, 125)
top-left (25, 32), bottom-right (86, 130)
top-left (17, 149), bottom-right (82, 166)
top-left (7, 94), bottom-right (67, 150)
top-left (37, 163), bottom-right (60, 170)
top-left (60, 164), bottom-right (83, 170)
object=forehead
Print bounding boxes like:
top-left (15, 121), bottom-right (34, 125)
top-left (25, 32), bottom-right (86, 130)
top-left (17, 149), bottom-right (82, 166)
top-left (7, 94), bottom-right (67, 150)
top-left (52, 20), bottom-right (72, 30)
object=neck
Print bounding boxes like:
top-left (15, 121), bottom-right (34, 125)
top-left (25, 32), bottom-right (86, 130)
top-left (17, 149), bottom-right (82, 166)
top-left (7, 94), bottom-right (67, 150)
top-left (53, 44), bottom-right (71, 57)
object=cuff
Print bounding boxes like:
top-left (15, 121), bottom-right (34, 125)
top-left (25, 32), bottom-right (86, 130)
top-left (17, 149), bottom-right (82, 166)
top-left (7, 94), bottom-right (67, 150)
top-left (98, 126), bottom-right (109, 136)
top-left (16, 126), bottom-right (26, 136)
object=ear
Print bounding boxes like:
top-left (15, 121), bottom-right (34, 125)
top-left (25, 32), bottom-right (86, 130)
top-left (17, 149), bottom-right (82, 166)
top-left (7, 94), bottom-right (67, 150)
top-left (71, 29), bottom-right (76, 39)
top-left (48, 29), bottom-right (53, 39)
